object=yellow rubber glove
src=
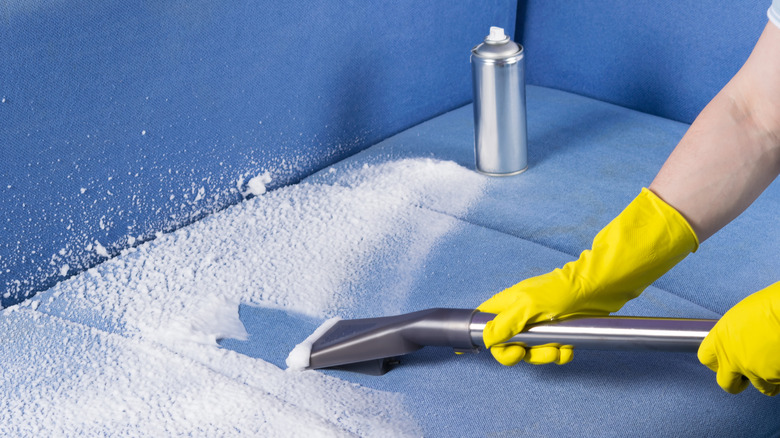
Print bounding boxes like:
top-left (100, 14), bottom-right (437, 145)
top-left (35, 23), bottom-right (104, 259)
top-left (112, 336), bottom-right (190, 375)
top-left (477, 188), bottom-right (699, 366)
top-left (698, 283), bottom-right (780, 396)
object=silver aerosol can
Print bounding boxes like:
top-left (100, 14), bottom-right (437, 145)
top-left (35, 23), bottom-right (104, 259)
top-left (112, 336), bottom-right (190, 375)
top-left (471, 26), bottom-right (527, 176)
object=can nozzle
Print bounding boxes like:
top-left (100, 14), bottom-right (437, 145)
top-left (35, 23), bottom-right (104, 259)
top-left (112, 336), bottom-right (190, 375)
top-left (486, 26), bottom-right (508, 43)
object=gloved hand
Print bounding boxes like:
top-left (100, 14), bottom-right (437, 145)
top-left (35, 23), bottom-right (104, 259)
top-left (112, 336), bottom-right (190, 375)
top-left (698, 283), bottom-right (780, 396)
top-left (477, 188), bottom-right (699, 366)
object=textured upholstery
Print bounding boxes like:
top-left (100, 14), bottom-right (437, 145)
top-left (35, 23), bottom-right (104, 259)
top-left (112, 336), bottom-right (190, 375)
top-left (0, 0), bottom-right (515, 306)
top-left (226, 87), bottom-right (780, 436)
top-left (3, 1), bottom-right (780, 435)
top-left (519, 0), bottom-right (767, 124)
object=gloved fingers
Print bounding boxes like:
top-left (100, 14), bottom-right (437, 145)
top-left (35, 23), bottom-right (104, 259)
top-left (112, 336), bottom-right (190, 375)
top-left (557, 346), bottom-right (574, 365)
top-left (477, 275), bottom-right (548, 315)
top-left (698, 325), bottom-right (780, 396)
top-left (716, 368), bottom-right (750, 394)
top-left (696, 335), bottom-right (719, 373)
top-left (489, 343), bottom-right (526, 366)
top-left (478, 293), bottom-right (522, 349)
top-left (481, 290), bottom-right (535, 348)
top-left (747, 376), bottom-right (780, 397)
top-left (489, 344), bottom-right (574, 366)
top-left (476, 287), bottom-right (521, 315)
top-left (482, 304), bottom-right (530, 349)
top-left (523, 344), bottom-right (570, 365)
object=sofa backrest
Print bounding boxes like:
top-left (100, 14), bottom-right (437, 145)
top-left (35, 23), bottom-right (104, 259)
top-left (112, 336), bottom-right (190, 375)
top-left (518, 0), bottom-right (768, 123)
top-left (0, 1), bottom-right (517, 306)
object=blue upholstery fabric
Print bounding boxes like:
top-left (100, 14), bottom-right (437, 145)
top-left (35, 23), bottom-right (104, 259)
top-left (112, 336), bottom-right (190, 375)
top-left (224, 86), bottom-right (780, 436)
top-left (0, 0), bottom-right (516, 307)
top-left (5, 84), bottom-right (780, 435)
top-left (518, 0), bottom-right (768, 124)
top-left (4, 1), bottom-right (780, 435)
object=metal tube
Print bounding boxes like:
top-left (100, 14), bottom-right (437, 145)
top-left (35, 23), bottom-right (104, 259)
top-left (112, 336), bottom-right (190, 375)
top-left (469, 312), bottom-right (716, 352)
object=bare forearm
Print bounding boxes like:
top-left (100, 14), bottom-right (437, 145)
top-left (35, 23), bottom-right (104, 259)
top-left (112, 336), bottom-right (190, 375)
top-left (650, 23), bottom-right (780, 242)
top-left (649, 90), bottom-right (780, 241)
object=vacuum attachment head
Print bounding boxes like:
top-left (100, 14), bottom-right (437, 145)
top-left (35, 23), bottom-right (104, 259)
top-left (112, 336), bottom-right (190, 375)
top-left (303, 308), bottom-right (476, 375)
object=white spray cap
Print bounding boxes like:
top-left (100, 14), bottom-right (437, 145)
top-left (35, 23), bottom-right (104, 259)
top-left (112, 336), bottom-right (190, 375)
top-left (487, 26), bottom-right (507, 43)
top-left (472, 26), bottom-right (520, 59)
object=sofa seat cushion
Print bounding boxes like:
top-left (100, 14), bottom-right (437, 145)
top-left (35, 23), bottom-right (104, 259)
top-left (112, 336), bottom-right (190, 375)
top-left (3, 86), bottom-right (779, 436)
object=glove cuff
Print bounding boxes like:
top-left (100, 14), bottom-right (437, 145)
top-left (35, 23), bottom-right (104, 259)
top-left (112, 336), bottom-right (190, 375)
top-left (641, 188), bottom-right (700, 253)
top-left (568, 188), bottom-right (699, 309)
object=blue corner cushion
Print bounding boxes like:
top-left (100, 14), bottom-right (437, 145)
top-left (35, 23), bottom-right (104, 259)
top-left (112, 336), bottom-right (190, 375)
top-left (3, 85), bottom-right (779, 436)
top-left (0, 0), bottom-right (516, 307)
top-left (519, 0), bottom-right (768, 124)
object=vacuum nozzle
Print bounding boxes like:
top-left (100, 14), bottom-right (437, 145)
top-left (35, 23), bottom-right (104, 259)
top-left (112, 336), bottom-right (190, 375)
top-left (304, 308), bottom-right (476, 375)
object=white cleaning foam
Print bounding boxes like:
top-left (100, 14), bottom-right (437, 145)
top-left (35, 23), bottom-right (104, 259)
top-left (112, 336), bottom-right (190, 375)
top-left (245, 172), bottom-right (272, 197)
top-left (286, 317), bottom-right (341, 371)
top-left (6, 158), bottom-right (484, 435)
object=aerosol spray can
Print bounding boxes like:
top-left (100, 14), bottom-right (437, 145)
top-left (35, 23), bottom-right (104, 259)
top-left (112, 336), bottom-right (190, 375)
top-left (471, 26), bottom-right (527, 176)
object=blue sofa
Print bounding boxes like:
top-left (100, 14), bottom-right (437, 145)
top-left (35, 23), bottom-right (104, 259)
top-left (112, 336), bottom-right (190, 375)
top-left (2, 1), bottom-right (779, 436)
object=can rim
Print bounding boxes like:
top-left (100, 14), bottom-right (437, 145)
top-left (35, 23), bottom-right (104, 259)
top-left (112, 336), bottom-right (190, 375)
top-left (470, 46), bottom-right (524, 64)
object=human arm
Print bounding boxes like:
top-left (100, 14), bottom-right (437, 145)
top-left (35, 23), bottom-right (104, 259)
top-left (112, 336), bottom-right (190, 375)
top-left (479, 22), bottom-right (780, 371)
top-left (649, 22), bottom-right (780, 241)
top-left (651, 22), bottom-right (780, 396)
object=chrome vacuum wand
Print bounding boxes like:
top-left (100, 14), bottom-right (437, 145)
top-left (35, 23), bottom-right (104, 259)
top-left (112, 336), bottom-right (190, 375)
top-left (469, 312), bottom-right (715, 352)
top-left (302, 308), bottom-right (716, 375)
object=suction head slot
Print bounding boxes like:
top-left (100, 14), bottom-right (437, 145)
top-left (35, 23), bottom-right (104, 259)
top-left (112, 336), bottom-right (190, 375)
top-left (307, 308), bottom-right (476, 374)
